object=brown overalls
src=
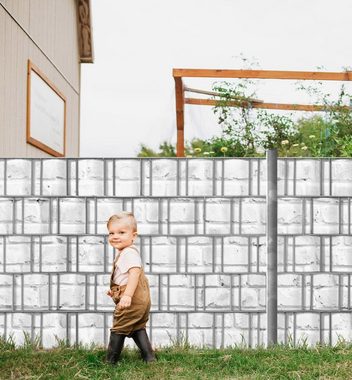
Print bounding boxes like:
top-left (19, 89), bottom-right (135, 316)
top-left (109, 246), bottom-right (151, 336)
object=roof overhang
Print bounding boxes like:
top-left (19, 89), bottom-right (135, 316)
top-left (77, 0), bottom-right (94, 63)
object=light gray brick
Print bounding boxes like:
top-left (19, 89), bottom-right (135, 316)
top-left (150, 328), bottom-right (175, 347)
top-left (169, 199), bottom-right (195, 223)
top-left (290, 236), bottom-right (320, 271)
top-left (223, 159), bottom-right (249, 180)
top-left (78, 160), bottom-right (104, 180)
top-left (205, 199), bottom-right (231, 234)
top-left (0, 274), bottom-right (13, 308)
top-left (187, 181), bottom-right (213, 196)
top-left (223, 159), bottom-right (250, 195)
top-left (115, 160), bottom-right (140, 180)
top-left (115, 180), bottom-right (140, 196)
top-left (278, 287), bottom-right (301, 309)
top-left (23, 274), bottom-right (49, 308)
top-left (332, 160), bottom-right (352, 196)
top-left (313, 199), bottom-right (340, 234)
top-left (152, 180), bottom-right (177, 196)
top-left (96, 198), bottom-right (124, 230)
top-left (188, 160), bottom-right (213, 180)
top-left (169, 275), bottom-right (194, 287)
top-left (313, 288), bottom-right (339, 310)
top-left (59, 274), bottom-right (86, 309)
top-left (150, 160), bottom-right (177, 180)
top-left (332, 313), bottom-right (352, 332)
top-left (151, 313), bottom-right (177, 328)
top-left (296, 313), bottom-right (320, 331)
top-left (78, 237), bottom-right (105, 272)
top-left (278, 198), bottom-right (302, 234)
top-left (295, 160), bottom-right (321, 196)
top-left (332, 236), bottom-right (352, 271)
top-left (205, 287), bottom-right (230, 309)
top-left (224, 179), bottom-right (251, 196)
top-left (4, 236), bottom-right (31, 272)
top-left (186, 244), bottom-right (212, 270)
top-left (187, 330), bottom-right (211, 347)
top-left (42, 313), bottom-right (67, 348)
top-left (78, 319), bottom-right (105, 345)
top-left (223, 239), bottom-right (247, 271)
top-left (232, 313), bottom-right (250, 329)
top-left (6, 160), bottom-right (31, 196)
top-left (241, 274), bottom-right (266, 287)
top-left (241, 288), bottom-right (265, 309)
top-left (42, 160), bottom-right (67, 196)
top-left (147, 242), bottom-right (177, 271)
top-left (59, 198), bottom-right (86, 234)
top-left (138, 199), bottom-right (160, 223)
top-left (279, 274), bottom-right (301, 287)
top-left (78, 180), bottom-right (104, 196)
top-left (23, 199), bottom-right (50, 234)
top-left (205, 274), bottom-right (231, 287)
top-left (240, 199), bottom-right (265, 234)
top-left (169, 287), bottom-right (194, 309)
top-left (188, 313), bottom-right (213, 328)
top-left (313, 273), bottom-right (339, 287)
top-left (41, 236), bottom-right (68, 272)
top-left (0, 199), bottom-right (14, 234)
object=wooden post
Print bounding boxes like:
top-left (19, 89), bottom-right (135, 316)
top-left (174, 77), bottom-right (185, 157)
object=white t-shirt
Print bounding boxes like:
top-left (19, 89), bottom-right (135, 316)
top-left (112, 245), bottom-right (142, 286)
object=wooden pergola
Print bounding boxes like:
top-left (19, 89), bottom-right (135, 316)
top-left (173, 69), bottom-right (352, 157)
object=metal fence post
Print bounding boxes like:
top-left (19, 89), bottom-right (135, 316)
top-left (266, 148), bottom-right (278, 345)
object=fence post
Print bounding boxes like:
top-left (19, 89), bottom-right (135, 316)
top-left (266, 148), bottom-right (278, 346)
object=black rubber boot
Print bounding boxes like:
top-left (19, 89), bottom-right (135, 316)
top-left (106, 332), bottom-right (126, 364)
top-left (131, 328), bottom-right (156, 362)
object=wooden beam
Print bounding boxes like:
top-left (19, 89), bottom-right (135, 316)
top-left (174, 77), bottom-right (185, 157)
top-left (174, 69), bottom-right (352, 81)
top-left (185, 98), bottom-right (352, 112)
top-left (184, 86), bottom-right (263, 103)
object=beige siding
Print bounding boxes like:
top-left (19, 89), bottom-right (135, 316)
top-left (0, 1), bottom-right (80, 158)
top-left (0, 0), bottom-right (30, 31)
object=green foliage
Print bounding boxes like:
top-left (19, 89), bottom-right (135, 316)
top-left (257, 111), bottom-right (297, 152)
top-left (212, 80), bottom-right (257, 156)
top-left (137, 142), bottom-right (176, 157)
top-left (0, 334), bottom-right (16, 351)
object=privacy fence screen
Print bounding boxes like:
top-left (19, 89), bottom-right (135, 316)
top-left (0, 157), bottom-right (352, 348)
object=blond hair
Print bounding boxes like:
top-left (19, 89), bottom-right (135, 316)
top-left (106, 211), bottom-right (137, 232)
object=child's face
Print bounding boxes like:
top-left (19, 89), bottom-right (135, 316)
top-left (108, 220), bottom-right (137, 251)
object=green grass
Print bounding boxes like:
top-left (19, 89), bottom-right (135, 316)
top-left (2, 336), bottom-right (352, 379)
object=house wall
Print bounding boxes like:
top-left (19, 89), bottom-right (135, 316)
top-left (0, 0), bottom-right (80, 157)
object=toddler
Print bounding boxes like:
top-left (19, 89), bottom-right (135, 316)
top-left (106, 212), bottom-right (155, 364)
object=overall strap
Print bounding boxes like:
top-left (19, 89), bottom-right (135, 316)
top-left (128, 245), bottom-right (139, 254)
top-left (110, 250), bottom-right (121, 282)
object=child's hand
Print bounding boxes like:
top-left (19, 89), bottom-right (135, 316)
top-left (118, 295), bottom-right (132, 310)
top-left (106, 289), bottom-right (113, 297)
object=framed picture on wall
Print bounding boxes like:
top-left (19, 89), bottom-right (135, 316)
top-left (26, 60), bottom-right (66, 157)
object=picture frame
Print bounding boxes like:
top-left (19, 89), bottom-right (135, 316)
top-left (26, 60), bottom-right (66, 157)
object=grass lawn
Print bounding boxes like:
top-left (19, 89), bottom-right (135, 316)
top-left (2, 338), bottom-right (352, 379)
